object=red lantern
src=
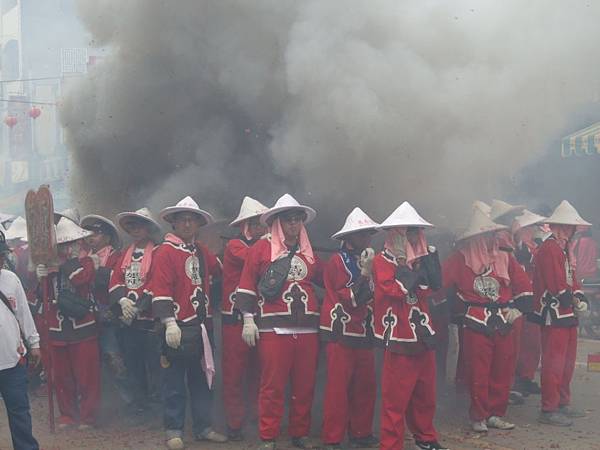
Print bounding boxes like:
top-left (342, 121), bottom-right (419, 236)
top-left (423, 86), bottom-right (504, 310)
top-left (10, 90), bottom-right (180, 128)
top-left (29, 106), bottom-right (41, 119)
top-left (4, 116), bottom-right (17, 128)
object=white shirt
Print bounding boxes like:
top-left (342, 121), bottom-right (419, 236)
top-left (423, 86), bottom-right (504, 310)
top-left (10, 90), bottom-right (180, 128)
top-left (0, 269), bottom-right (40, 370)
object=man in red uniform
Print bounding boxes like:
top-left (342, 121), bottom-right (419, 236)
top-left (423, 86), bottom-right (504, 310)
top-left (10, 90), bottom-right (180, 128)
top-left (442, 206), bottom-right (532, 432)
top-left (532, 200), bottom-right (590, 427)
top-left (372, 202), bottom-right (447, 450)
top-left (109, 207), bottom-right (161, 410)
top-left (512, 210), bottom-right (547, 397)
top-left (150, 196), bottom-right (226, 450)
top-left (235, 194), bottom-right (323, 450)
top-left (81, 214), bottom-right (128, 402)
top-left (221, 196), bottom-right (268, 441)
top-left (320, 207), bottom-right (379, 450)
top-left (35, 218), bottom-right (101, 429)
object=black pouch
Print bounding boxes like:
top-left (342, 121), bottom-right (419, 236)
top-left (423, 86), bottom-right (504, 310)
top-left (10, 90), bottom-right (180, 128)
top-left (258, 245), bottom-right (298, 302)
top-left (395, 265), bottom-right (421, 294)
top-left (419, 250), bottom-right (442, 291)
top-left (163, 323), bottom-right (204, 361)
top-left (57, 289), bottom-right (92, 320)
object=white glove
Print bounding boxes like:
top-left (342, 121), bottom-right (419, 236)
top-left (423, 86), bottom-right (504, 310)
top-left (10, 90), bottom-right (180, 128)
top-left (164, 319), bottom-right (181, 349)
top-left (35, 264), bottom-right (48, 280)
top-left (119, 297), bottom-right (137, 321)
top-left (89, 253), bottom-right (101, 270)
top-left (503, 308), bottom-right (522, 324)
top-left (360, 248), bottom-right (375, 277)
top-left (242, 315), bottom-right (260, 347)
top-left (574, 300), bottom-right (590, 317)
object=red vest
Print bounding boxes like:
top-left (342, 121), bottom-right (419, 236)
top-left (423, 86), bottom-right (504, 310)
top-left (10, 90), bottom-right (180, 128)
top-left (532, 237), bottom-right (584, 328)
top-left (372, 250), bottom-right (435, 355)
top-left (45, 257), bottom-right (98, 344)
top-left (109, 244), bottom-right (156, 326)
top-left (319, 251), bottom-right (374, 348)
top-left (442, 250), bottom-right (532, 334)
top-left (235, 238), bottom-right (323, 329)
top-left (149, 234), bottom-right (221, 324)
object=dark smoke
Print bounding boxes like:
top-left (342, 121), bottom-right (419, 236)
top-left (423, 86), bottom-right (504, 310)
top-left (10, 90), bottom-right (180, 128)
top-left (61, 1), bottom-right (600, 234)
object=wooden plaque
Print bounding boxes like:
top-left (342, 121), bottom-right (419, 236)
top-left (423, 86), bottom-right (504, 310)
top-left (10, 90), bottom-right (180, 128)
top-left (25, 185), bottom-right (57, 267)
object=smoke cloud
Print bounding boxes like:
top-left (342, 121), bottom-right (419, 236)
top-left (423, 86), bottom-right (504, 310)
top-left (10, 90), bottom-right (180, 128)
top-left (61, 0), bottom-right (600, 234)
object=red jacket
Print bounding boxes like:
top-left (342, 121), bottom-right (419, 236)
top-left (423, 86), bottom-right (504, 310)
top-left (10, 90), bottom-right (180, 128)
top-left (532, 236), bottom-right (586, 328)
top-left (235, 237), bottom-right (323, 329)
top-left (221, 237), bottom-right (256, 325)
top-left (91, 247), bottom-right (121, 320)
top-left (319, 250), bottom-right (374, 348)
top-left (109, 243), bottom-right (156, 327)
top-left (372, 250), bottom-right (435, 355)
top-left (45, 257), bottom-right (98, 344)
top-left (149, 233), bottom-right (221, 324)
top-left (441, 250), bottom-right (532, 335)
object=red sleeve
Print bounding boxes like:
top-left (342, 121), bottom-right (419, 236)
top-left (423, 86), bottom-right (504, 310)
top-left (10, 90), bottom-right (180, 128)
top-left (203, 246), bottom-right (222, 280)
top-left (508, 254), bottom-right (533, 312)
top-left (63, 257), bottom-right (96, 287)
top-left (372, 255), bottom-right (408, 300)
top-left (108, 252), bottom-right (127, 306)
top-left (235, 240), bottom-right (264, 314)
top-left (149, 245), bottom-right (176, 320)
top-left (324, 254), bottom-right (360, 308)
top-left (312, 254), bottom-right (325, 288)
top-left (536, 242), bottom-right (574, 308)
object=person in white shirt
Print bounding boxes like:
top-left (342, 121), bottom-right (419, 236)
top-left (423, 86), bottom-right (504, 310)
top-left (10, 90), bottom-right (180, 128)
top-left (0, 229), bottom-right (41, 450)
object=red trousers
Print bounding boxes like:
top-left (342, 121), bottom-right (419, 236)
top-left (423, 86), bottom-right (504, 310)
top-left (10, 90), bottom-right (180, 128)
top-left (463, 327), bottom-right (515, 421)
top-left (455, 326), bottom-right (469, 392)
top-left (321, 342), bottom-right (375, 444)
top-left (517, 319), bottom-right (541, 380)
top-left (50, 338), bottom-right (101, 425)
top-left (380, 350), bottom-right (437, 450)
top-left (541, 326), bottom-right (577, 412)
top-left (258, 332), bottom-right (319, 440)
top-left (222, 323), bottom-right (260, 430)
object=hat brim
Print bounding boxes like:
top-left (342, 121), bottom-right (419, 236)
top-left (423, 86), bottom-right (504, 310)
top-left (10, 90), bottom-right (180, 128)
top-left (457, 224), bottom-right (508, 241)
top-left (491, 205), bottom-right (526, 222)
top-left (81, 215), bottom-right (121, 246)
top-left (116, 212), bottom-right (162, 233)
top-left (230, 212), bottom-right (264, 227)
top-left (56, 229), bottom-right (94, 245)
top-left (159, 207), bottom-right (215, 225)
top-left (260, 206), bottom-right (316, 226)
top-left (378, 222), bottom-right (434, 230)
top-left (331, 224), bottom-right (380, 240)
top-left (545, 218), bottom-right (592, 227)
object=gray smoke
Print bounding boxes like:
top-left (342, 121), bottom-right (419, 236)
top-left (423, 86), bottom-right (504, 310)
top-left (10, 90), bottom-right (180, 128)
top-left (61, 0), bottom-right (600, 233)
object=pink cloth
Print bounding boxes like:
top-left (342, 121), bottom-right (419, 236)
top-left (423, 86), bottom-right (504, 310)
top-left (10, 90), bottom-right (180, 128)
top-left (201, 323), bottom-right (215, 389)
top-left (120, 241), bottom-right (154, 283)
top-left (550, 224), bottom-right (577, 269)
top-left (496, 229), bottom-right (515, 251)
top-left (384, 227), bottom-right (428, 268)
top-left (269, 218), bottom-right (314, 263)
top-left (459, 234), bottom-right (510, 285)
top-left (93, 245), bottom-right (114, 266)
top-left (242, 222), bottom-right (253, 241)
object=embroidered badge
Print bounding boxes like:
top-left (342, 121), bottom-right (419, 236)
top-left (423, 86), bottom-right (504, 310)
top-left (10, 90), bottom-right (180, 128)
top-left (125, 261), bottom-right (144, 289)
top-left (185, 255), bottom-right (203, 285)
top-left (287, 255), bottom-right (308, 281)
top-left (474, 276), bottom-right (500, 301)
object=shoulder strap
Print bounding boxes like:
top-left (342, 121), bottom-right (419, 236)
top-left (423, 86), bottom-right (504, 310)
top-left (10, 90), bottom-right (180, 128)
top-left (288, 243), bottom-right (299, 260)
top-left (0, 287), bottom-right (14, 315)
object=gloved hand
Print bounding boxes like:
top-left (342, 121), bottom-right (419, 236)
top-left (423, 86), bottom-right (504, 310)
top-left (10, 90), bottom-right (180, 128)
top-left (574, 299), bottom-right (590, 318)
top-left (360, 248), bottom-right (375, 277)
top-left (35, 264), bottom-right (48, 280)
top-left (242, 315), bottom-right (260, 347)
top-left (164, 318), bottom-right (181, 349)
top-left (503, 307), bottom-right (522, 324)
top-left (119, 297), bottom-right (137, 321)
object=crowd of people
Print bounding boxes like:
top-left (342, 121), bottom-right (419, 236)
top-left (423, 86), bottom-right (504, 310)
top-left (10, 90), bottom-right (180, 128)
top-left (0, 193), bottom-right (595, 450)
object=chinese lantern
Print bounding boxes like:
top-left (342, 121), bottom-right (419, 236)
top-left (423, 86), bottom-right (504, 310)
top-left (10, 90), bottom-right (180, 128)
top-left (4, 116), bottom-right (17, 128)
top-left (29, 106), bottom-right (41, 119)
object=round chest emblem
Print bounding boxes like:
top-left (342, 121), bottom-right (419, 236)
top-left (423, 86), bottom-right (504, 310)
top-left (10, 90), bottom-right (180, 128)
top-left (125, 261), bottom-right (144, 289)
top-left (287, 255), bottom-right (308, 281)
top-left (474, 276), bottom-right (500, 301)
top-left (185, 255), bottom-right (203, 285)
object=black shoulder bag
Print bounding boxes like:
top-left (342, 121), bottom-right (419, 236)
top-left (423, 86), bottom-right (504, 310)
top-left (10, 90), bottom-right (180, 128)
top-left (259, 244), bottom-right (298, 302)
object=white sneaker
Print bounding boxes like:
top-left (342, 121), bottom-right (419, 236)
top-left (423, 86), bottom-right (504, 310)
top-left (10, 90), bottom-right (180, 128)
top-left (472, 420), bottom-right (488, 432)
top-left (166, 437), bottom-right (184, 450)
top-left (487, 416), bottom-right (515, 430)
